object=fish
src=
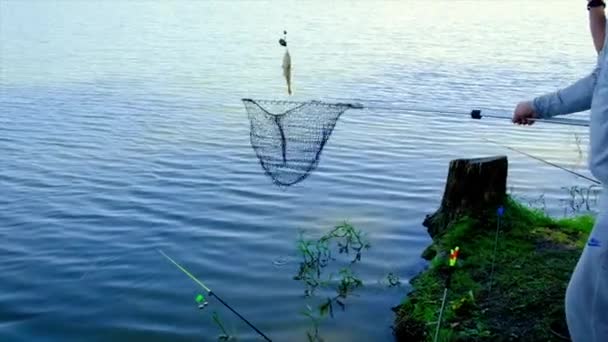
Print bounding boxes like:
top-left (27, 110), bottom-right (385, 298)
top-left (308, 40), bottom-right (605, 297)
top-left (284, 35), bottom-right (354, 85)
top-left (282, 48), bottom-right (292, 95)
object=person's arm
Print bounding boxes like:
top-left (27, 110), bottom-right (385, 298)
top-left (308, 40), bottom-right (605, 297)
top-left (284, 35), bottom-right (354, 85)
top-left (530, 68), bottom-right (599, 118)
top-left (524, 2), bottom-right (605, 119)
top-left (589, 1), bottom-right (607, 53)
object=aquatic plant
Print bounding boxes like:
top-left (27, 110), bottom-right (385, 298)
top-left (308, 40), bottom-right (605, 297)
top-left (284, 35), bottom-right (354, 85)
top-left (383, 272), bottom-right (402, 288)
top-left (212, 311), bottom-right (237, 341)
top-left (509, 184), bottom-right (600, 216)
top-left (294, 222), bottom-right (370, 297)
top-left (560, 184), bottom-right (600, 216)
top-left (574, 132), bottom-right (583, 161)
top-left (526, 193), bottom-right (547, 214)
top-left (294, 222), bottom-right (370, 339)
top-left (302, 304), bottom-right (325, 342)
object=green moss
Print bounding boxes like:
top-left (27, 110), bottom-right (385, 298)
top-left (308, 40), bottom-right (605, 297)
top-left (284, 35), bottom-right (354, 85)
top-left (394, 196), bottom-right (595, 341)
top-left (422, 244), bottom-right (438, 260)
top-left (555, 215), bottom-right (595, 234)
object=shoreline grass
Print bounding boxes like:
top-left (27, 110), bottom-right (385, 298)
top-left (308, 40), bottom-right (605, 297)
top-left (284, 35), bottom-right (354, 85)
top-left (393, 197), bottom-right (595, 341)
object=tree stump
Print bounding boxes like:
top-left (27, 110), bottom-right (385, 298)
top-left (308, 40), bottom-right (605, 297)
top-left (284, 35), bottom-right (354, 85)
top-left (423, 156), bottom-right (508, 238)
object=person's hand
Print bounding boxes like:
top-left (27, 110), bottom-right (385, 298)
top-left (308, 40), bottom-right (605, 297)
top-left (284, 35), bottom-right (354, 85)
top-left (512, 101), bottom-right (538, 125)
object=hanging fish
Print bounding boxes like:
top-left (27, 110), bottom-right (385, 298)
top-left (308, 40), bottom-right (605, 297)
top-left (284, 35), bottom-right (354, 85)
top-left (279, 31), bottom-right (292, 95)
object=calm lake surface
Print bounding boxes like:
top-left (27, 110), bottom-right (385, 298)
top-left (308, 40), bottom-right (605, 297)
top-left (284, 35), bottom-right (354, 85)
top-left (0, 1), bottom-right (601, 341)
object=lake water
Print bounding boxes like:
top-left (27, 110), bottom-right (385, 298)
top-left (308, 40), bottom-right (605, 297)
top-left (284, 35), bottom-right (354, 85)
top-left (0, 1), bottom-right (601, 341)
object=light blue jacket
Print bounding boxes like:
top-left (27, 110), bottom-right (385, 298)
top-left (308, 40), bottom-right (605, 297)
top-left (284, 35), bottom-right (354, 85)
top-left (531, 39), bottom-right (608, 185)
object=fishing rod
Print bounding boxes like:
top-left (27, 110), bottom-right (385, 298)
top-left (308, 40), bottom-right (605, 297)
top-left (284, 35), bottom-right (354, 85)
top-left (324, 97), bottom-right (591, 127)
top-left (483, 138), bottom-right (601, 185)
top-left (433, 246), bottom-right (460, 342)
top-left (488, 206), bottom-right (505, 295)
top-left (262, 97), bottom-right (590, 127)
top-left (360, 105), bottom-right (590, 128)
top-left (158, 250), bottom-right (273, 342)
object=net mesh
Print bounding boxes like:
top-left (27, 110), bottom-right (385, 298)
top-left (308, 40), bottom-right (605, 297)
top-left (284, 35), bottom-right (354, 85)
top-left (242, 99), bottom-right (360, 186)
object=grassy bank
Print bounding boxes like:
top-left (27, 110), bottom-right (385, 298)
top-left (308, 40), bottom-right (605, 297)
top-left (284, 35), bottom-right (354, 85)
top-left (393, 197), bottom-right (595, 341)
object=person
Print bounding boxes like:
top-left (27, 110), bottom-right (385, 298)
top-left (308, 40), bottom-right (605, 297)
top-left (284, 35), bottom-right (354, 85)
top-left (512, 1), bottom-right (608, 340)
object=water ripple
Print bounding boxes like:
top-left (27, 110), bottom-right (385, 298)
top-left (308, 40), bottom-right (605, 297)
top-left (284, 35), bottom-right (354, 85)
top-left (0, 1), bottom-right (600, 341)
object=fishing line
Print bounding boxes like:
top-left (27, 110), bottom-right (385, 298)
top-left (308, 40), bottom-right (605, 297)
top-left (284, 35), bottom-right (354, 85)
top-left (358, 103), bottom-right (598, 184)
top-left (488, 206), bottom-right (504, 295)
top-left (483, 138), bottom-right (601, 185)
top-left (158, 250), bottom-right (272, 342)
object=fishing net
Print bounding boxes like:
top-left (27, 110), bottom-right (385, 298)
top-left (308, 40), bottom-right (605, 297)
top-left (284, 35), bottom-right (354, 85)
top-left (242, 99), bottom-right (362, 186)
